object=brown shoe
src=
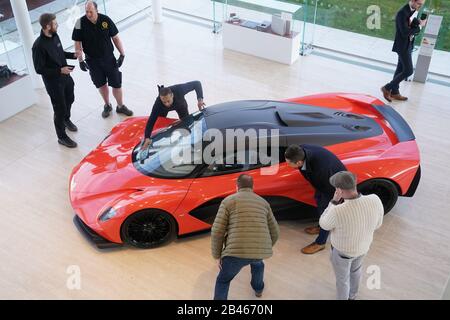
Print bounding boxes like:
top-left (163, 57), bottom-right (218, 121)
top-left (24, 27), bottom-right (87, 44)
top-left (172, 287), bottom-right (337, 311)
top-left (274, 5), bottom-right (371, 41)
top-left (391, 93), bottom-right (408, 101)
top-left (301, 242), bottom-right (326, 254)
top-left (380, 86), bottom-right (392, 102)
top-left (304, 226), bottom-right (320, 235)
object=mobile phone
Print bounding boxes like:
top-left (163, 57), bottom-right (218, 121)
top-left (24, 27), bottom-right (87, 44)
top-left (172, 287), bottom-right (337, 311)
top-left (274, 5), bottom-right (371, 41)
top-left (66, 65), bottom-right (75, 70)
top-left (420, 13), bottom-right (428, 20)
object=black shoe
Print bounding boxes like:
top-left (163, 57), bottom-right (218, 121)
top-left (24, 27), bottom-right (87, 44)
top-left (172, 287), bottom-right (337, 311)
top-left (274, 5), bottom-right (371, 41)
top-left (102, 104), bottom-right (113, 118)
top-left (58, 136), bottom-right (77, 148)
top-left (116, 105), bottom-right (133, 116)
top-left (64, 119), bottom-right (78, 132)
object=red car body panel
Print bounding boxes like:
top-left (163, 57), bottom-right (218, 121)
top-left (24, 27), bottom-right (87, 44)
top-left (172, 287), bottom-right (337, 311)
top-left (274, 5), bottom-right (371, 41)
top-left (69, 93), bottom-right (420, 246)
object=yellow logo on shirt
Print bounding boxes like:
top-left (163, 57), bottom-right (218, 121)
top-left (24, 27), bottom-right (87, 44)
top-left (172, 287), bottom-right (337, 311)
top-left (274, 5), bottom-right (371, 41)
top-left (102, 21), bottom-right (108, 29)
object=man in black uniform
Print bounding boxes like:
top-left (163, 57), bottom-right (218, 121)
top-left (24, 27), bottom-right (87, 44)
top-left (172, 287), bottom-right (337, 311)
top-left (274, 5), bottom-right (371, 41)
top-left (32, 13), bottom-right (79, 148)
top-left (72, 0), bottom-right (133, 118)
top-left (141, 80), bottom-right (206, 149)
top-left (285, 144), bottom-right (347, 254)
top-left (381, 0), bottom-right (427, 102)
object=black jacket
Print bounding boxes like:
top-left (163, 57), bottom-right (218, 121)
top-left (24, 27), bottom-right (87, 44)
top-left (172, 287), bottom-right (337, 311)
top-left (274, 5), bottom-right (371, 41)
top-left (144, 81), bottom-right (204, 139)
top-left (298, 144), bottom-right (347, 199)
top-left (392, 4), bottom-right (421, 53)
top-left (32, 30), bottom-right (76, 81)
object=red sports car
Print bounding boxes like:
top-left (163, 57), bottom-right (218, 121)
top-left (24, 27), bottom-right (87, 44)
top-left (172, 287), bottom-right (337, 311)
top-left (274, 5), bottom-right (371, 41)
top-left (70, 93), bottom-right (421, 249)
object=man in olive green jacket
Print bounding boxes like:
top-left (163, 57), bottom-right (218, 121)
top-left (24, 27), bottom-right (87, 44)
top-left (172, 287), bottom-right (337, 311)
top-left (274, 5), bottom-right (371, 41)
top-left (211, 174), bottom-right (280, 300)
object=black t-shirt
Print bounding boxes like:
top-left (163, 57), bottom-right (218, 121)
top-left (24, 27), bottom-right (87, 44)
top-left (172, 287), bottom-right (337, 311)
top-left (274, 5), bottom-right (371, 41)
top-left (72, 13), bottom-right (118, 59)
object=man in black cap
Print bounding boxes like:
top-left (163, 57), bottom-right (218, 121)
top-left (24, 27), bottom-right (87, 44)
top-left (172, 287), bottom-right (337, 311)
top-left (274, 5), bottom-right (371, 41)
top-left (72, 0), bottom-right (133, 118)
top-left (141, 80), bottom-right (206, 149)
top-left (32, 13), bottom-right (79, 148)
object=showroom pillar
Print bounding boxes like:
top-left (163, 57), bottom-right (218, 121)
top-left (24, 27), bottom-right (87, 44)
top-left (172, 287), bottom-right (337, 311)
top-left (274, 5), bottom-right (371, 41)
top-left (413, 15), bottom-right (443, 83)
top-left (152, 0), bottom-right (162, 23)
top-left (10, 0), bottom-right (43, 88)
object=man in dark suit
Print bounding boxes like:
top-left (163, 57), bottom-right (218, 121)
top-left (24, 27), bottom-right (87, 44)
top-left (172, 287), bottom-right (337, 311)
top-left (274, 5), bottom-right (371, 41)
top-left (285, 144), bottom-right (347, 254)
top-left (381, 0), bottom-right (427, 102)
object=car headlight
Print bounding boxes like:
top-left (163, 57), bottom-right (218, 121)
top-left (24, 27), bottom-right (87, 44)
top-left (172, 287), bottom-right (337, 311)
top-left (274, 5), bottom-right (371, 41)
top-left (70, 178), bottom-right (77, 192)
top-left (101, 133), bottom-right (112, 143)
top-left (99, 207), bottom-right (117, 222)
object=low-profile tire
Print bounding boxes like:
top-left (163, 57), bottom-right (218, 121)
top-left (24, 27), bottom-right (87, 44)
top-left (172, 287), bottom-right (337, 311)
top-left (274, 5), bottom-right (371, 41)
top-left (357, 179), bottom-right (399, 214)
top-left (121, 210), bottom-right (177, 249)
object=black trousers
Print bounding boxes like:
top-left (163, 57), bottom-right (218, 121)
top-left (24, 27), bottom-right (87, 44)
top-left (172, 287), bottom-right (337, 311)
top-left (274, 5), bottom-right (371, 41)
top-left (44, 75), bottom-right (75, 139)
top-left (385, 47), bottom-right (414, 95)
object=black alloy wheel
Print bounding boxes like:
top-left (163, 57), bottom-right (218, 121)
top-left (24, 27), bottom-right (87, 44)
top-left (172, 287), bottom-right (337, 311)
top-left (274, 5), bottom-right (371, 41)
top-left (358, 179), bottom-right (399, 214)
top-left (121, 210), bottom-right (176, 248)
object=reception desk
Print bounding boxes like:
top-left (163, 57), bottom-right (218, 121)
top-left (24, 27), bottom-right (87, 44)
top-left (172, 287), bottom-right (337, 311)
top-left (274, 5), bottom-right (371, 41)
top-left (0, 74), bottom-right (36, 122)
top-left (222, 21), bottom-right (301, 65)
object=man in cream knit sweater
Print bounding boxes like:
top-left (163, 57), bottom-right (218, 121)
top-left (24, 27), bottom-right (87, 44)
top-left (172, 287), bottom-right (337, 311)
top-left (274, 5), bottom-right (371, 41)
top-left (211, 174), bottom-right (279, 300)
top-left (319, 171), bottom-right (384, 300)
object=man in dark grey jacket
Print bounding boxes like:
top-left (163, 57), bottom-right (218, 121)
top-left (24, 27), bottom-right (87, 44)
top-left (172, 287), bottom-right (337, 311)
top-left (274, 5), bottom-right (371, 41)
top-left (211, 174), bottom-right (279, 300)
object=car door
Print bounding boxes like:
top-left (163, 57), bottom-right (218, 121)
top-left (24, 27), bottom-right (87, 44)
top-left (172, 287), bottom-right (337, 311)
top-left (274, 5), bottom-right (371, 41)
top-left (174, 148), bottom-right (316, 232)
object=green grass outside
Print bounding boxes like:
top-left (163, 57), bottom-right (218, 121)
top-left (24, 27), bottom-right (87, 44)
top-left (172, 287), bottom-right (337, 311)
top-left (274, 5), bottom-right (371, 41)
top-left (289, 0), bottom-right (449, 52)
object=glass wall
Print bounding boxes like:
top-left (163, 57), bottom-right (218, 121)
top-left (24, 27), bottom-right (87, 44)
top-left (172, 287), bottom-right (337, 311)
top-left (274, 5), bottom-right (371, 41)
top-left (99, 0), bottom-right (151, 23)
top-left (162, 0), bottom-right (450, 77)
top-left (0, 0), bottom-right (157, 87)
top-left (292, 0), bottom-right (450, 77)
top-left (1, 0), bottom-right (448, 79)
top-left (0, 0), bottom-right (28, 87)
top-left (0, 0), bottom-right (92, 74)
top-left (293, 0), bottom-right (449, 52)
top-left (211, 0), bottom-right (310, 53)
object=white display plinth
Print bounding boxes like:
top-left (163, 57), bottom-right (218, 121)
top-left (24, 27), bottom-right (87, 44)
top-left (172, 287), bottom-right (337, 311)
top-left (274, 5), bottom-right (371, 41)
top-left (0, 75), bottom-right (36, 122)
top-left (223, 22), bottom-right (301, 65)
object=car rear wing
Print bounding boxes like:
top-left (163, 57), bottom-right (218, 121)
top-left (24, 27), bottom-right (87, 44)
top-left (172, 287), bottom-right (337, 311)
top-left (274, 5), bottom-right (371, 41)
top-left (371, 104), bottom-right (416, 142)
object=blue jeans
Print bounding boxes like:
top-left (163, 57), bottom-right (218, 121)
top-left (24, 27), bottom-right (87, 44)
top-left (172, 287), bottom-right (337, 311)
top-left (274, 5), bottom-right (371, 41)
top-left (214, 256), bottom-right (265, 300)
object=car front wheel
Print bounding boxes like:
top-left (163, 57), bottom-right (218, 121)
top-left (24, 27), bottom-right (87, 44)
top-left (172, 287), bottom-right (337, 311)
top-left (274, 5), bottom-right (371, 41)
top-left (121, 210), bottom-right (177, 248)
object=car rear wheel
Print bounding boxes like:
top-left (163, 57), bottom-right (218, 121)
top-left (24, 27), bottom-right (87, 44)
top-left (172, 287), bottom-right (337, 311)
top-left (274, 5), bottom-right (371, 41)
top-left (121, 210), bottom-right (177, 248)
top-left (357, 179), bottom-right (399, 214)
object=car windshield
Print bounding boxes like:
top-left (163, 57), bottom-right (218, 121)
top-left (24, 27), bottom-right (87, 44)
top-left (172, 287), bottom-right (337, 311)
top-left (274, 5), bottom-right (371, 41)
top-left (133, 112), bottom-right (206, 178)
